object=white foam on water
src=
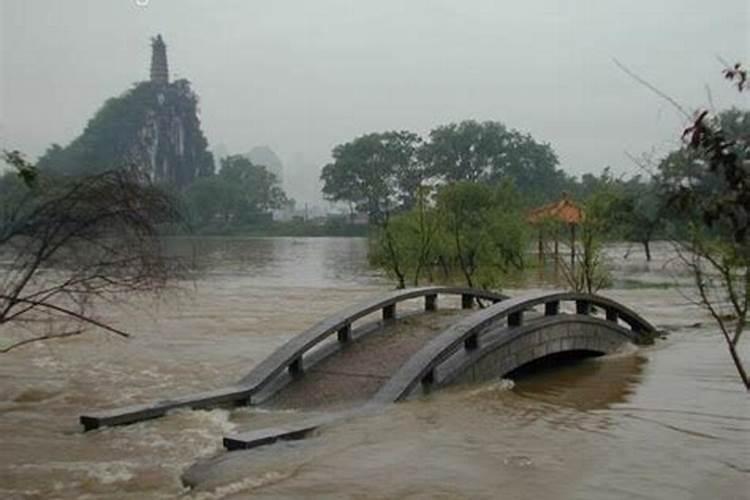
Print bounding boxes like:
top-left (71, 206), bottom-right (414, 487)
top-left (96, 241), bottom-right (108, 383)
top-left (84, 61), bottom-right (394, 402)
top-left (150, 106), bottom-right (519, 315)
top-left (504, 455), bottom-right (534, 468)
top-left (10, 460), bottom-right (136, 485)
top-left (89, 462), bottom-right (135, 484)
top-left (31, 355), bottom-right (62, 370)
top-left (596, 343), bottom-right (640, 359)
top-left (191, 470), bottom-right (295, 500)
top-left (169, 407), bottom-right (237, 433)
top-left (232, 406), bottom-right (301, 416)
top-left (464, 378), bottom-right (515, 397)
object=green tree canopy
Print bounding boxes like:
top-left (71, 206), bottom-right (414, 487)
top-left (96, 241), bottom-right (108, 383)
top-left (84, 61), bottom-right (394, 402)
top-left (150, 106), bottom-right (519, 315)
top-left (320, 131), bottom-right (422, 221)
top-left (184, 155), bottom-right (287, 226)
top-left (421, 120), bottom-right (567, 201)
top-left (657, 107), bottom-right (750, 240)
top-left (434, 181), bottom-right (527, 288)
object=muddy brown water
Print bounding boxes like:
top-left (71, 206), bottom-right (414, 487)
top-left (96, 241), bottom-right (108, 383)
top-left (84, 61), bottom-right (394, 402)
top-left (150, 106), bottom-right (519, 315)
top-left (0, 238), bottom-right (748, 499)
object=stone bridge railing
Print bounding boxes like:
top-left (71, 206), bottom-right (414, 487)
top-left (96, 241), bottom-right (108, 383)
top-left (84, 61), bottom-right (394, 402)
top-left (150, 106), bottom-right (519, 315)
top-left (372, 291), bottom-right (656, 403)
top-left (80, 286), bottom-right (506, 430)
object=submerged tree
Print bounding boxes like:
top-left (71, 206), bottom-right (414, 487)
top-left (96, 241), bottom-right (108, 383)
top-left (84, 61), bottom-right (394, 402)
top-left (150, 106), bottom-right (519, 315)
top-left (668, 108), bottom-right (749, 389)
top-left (618, 176), bottom-right (664, 261)
top-left (563, 188), bottom-right (620, 293)
top-left (0, 151), bottom-right (185, 352)
top-left (658, 73), bottom-right (750, 390)
top-left (369, 186), bottom-right (439, 288)
top-left (434, 182), bottom-right (527, 288)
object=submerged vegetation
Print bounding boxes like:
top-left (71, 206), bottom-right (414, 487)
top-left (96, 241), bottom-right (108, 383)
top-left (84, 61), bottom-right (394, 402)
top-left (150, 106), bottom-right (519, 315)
top-left (659, 69), bottom-right (750, 390)
top-left (369, 181), bottom-right (528, 289)
top-left (319, 119), bottom-right (675, 291)
top-left (0, 151), bottom-right (185, 352)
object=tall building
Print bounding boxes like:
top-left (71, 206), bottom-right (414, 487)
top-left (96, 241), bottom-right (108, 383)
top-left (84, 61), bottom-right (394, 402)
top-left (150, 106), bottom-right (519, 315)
top-left (150, 34), bottom-right (169, 85)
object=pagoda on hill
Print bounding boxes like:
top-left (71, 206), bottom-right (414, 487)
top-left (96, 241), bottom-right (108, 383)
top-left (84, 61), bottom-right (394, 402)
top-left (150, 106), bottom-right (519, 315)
top-left (150, 34), bottom-right (169, 85)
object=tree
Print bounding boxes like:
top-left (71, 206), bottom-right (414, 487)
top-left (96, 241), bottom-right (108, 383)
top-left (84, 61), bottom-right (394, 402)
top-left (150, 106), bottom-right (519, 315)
top-left (618, 176), bottom-right (664, 261)
top-left (219, 155), bottom-right (287, 217)
top-left (184, 175), bottom-right (241, 225)
top-left (184, 155), bottom-right (288, 227)
top-left (0, 151), bottom-right (185, 352)
top-left (434, 182), bottom-right (526, 288)
top-left (320, 131), bottom-right (422, 222)
top-left (561, 187), bottom-right (619, 293)
top-left (421, 120), bottom-right (566, 201)
top-left (658, 76), bottom-right (750, 390)
top-left (369, 186), bottom-right (439, 288)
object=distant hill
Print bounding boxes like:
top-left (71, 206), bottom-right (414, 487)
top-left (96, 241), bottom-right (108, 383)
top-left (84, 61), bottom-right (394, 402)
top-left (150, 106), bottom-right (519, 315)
top-left (244, 146), bottom-right (283, 183)
top-left (37, 79), bottom-right (214, 188)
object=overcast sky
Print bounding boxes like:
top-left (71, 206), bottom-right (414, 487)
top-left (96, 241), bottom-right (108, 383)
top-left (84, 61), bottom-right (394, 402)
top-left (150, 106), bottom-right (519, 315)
top-left (1, 0), bottom-right (748, 203)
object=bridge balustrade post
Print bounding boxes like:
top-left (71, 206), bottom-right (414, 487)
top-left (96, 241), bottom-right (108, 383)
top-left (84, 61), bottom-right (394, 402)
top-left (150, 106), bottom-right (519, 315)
top-left (464, 332), bottom-right (479, 350)
top-left (289, 357), bottom-right (303, 377)
top-left (337, 324), bottom-right (351, 343)
top-left (545, 301), bottom-right (560, 316)
top-left (605, 307), bottom-right (618, 323)
top-left (461, 294), bottom-right (473, 309)
top-left (425, 294), bottom-right (437, 311)
top-left (383, 304), bottom-right (396, 321)
top-left (508, 310), bottom-right (523, 327)
top-left (622, 315), bottom-right (642, 335)
top-left (576, 300), bottom-right (591, 315)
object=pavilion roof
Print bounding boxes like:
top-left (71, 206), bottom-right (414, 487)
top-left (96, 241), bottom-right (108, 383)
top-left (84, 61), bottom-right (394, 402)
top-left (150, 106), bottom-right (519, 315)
top-left (527, 195), bottom-right (583, 225)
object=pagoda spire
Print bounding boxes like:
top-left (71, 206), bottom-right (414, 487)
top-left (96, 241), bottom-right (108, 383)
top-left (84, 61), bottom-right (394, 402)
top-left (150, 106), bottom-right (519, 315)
top-left (150, 34), bottom-right (169, 85)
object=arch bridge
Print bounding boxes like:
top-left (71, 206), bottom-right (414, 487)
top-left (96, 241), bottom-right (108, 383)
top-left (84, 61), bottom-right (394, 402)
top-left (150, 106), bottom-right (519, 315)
top-left (79, 287), bottom-right (656, 449)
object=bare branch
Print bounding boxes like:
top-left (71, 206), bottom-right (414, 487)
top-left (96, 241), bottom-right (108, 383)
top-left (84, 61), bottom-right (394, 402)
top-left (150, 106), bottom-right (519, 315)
top-left (0, 165), bottom-right (187, 350)
top-left (613, 58), bottom-right (691, 119)
top-left (0, 329), bottom-right (86, 353)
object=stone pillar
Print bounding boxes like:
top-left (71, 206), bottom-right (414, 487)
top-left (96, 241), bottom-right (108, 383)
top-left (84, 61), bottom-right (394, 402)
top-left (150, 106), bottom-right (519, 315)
top-left (425, 294), bottom-right (437, 311)
top-left (383, 303), bottom-right (396, 321)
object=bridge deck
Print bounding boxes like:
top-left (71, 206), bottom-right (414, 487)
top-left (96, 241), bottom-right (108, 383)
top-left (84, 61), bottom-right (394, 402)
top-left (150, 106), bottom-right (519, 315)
top-left (266, 309), bottom-right (472, 410)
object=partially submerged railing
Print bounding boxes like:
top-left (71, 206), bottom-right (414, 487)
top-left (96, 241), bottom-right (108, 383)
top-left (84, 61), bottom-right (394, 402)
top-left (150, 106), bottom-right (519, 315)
top-left (80, 286), bottom-right (506, 430)
top-left (372, 291), bottom-right (656, 403)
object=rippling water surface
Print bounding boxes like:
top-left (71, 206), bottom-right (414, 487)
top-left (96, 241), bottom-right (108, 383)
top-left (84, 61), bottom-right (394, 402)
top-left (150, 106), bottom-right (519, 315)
top-left (1, 238), bottom-right (748, 499)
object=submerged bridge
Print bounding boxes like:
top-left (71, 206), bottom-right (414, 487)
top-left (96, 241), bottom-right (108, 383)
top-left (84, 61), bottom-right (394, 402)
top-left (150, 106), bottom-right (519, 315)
top-left (80, 287), bottom-right (656, 450)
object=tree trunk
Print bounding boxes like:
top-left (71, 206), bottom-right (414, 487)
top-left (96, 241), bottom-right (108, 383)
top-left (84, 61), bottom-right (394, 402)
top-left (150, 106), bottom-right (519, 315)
top-left (643, 239), bottom-right (652, 261)
top-left (726, 340), bottom-right (750, 391)
top-left (570, 224), bottom-right (576, 273)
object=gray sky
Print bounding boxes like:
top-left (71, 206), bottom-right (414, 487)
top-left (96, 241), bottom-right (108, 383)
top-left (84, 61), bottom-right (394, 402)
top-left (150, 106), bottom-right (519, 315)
top-left (1, 0), bottom-right (748, 204)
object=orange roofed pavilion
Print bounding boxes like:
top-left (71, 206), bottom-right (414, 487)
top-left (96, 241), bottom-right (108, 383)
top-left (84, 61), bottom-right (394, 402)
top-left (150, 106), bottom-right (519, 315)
top-left (527, 193), bottom-right (583, 270)
top-left (527, 193), bottom-right (583, 225)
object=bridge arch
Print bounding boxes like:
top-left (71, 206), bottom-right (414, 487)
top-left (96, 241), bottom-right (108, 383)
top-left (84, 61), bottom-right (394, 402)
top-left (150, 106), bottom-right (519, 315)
top-left (372, 291), bottom-right (656, 403)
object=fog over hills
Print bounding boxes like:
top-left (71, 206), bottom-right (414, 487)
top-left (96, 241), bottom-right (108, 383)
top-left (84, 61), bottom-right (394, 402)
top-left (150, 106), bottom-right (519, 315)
top-left (1, 1), bottom-right (748, 206)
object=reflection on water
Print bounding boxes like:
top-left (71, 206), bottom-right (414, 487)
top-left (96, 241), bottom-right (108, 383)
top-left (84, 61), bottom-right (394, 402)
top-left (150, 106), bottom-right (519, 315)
top-left (1, 239), bottom-right (748, 499)
top-left (168, 236), bottom-right (381, 287)
top-left (509, 351), bottom-right (645, 412)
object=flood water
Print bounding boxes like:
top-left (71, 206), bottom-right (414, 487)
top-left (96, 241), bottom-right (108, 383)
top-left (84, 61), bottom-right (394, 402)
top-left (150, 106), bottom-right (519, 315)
top-left (1, 237), bottom-right (748, 499)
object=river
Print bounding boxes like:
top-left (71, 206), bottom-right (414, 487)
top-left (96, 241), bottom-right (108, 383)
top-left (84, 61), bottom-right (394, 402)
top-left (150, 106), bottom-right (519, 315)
top-left (0, 237), bottom-right (748, 499)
